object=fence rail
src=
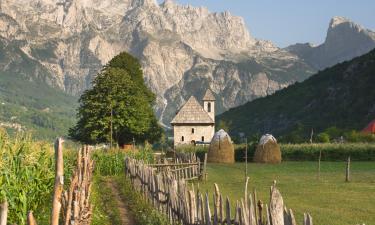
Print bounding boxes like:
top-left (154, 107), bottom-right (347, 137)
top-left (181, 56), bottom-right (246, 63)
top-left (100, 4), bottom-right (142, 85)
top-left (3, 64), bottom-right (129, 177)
top-left (125, 157), bottom-right (314, 225)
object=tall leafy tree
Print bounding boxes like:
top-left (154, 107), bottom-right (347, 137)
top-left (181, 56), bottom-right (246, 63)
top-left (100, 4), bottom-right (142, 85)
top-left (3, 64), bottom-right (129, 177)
top-left (69, 52), bottom-right (162, 146)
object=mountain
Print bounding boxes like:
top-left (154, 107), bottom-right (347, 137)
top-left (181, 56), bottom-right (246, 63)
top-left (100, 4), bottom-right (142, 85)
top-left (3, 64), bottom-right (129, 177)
top-left (0, 70), bottom-right (78, 139)
top-left (0, 0), bottom-right (314, 127)
top-left (217, 49), bottom-right (375, 138)
top-left (286, 16), bottom-right (375, 70)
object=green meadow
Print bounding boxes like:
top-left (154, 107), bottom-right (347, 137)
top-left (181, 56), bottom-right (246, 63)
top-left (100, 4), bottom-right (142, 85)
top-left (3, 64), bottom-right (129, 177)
top-left (196, 162), bottom-right (375, 225)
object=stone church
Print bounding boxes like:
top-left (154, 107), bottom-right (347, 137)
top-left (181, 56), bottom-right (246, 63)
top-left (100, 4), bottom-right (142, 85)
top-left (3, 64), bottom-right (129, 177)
top-left (171, 89), bottom-right (216, 147)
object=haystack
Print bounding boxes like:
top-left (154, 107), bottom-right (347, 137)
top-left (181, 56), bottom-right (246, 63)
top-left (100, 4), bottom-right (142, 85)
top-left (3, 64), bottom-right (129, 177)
top-left (208, 129), bottom-right (234, 163)
top-left (253, 134), bottom-right (281, 164)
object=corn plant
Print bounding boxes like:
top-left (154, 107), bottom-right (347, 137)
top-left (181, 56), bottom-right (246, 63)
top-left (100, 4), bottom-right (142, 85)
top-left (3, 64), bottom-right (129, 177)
top-left (0, 129), bottom-right (76, 224)
top-left (93, 147), bottom-right (154, 176)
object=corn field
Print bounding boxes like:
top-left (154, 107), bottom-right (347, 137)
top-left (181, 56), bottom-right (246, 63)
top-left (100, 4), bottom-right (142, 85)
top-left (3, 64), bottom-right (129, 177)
top-left (0, 130), bottom-right (76, 224)
top-left (0, 130), bottom-right (56, 224)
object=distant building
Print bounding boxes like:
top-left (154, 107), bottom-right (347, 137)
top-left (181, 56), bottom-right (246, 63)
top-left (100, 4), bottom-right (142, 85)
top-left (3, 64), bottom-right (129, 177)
top-left (171, 89), bottom-right (216, 147)
top-left (362, 119), bottom-right (375, 134)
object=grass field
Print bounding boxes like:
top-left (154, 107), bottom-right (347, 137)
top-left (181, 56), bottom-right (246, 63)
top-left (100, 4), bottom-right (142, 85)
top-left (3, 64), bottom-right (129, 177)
top-left (196, 162), bottom-right (375, 225)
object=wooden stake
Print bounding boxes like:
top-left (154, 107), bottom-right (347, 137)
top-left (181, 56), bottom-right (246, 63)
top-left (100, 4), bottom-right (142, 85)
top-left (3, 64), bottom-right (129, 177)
top-left (27, 211), bottom-right (37, 225)
top-left (51, 138), bottom-right (64, 225)
top-left (318, 150), bottom-right (322, 180)
top-left (346, 156), bottom-right (351, 182)
top-left (203, 153), bottom-right (208, 181)
top-left (303, 213), bottom-right (313, 225)
top-left (0, 200), bottom-right (8, 225)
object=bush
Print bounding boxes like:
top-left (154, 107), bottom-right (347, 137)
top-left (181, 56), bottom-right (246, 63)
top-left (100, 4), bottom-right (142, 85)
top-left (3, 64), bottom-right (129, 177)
top-left (344, 130), bottom-right (375, 143)
top-left (281, 143), bottom-right (375, 161)
top-left (317, 132), bottom-right (330, 143)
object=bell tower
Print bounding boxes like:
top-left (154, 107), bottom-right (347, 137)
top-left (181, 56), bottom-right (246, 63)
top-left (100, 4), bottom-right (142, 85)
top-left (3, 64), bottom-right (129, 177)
top-left (202, 89), bottom-right (216, 122)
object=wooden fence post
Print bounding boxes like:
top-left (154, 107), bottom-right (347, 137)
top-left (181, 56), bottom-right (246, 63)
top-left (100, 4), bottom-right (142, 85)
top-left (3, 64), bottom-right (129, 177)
top-left (346, 156), bottom-right (351, 182)
top-left (203, 153), bottom-right (208, 181)
top-left (269, 184), bottom-right (284, 225)
top-left (0, 200), bottom-right (8, 225)
top-left (124, 155), bottom-right (316, 225)
top-left (303, 213), bottom-right (313, 225)
top-left (27, 211), bottom-right (37, 225)
top-left (51, 138), bottom-right (64, 225)
top-left (317, 150), bottom-right (322, 180)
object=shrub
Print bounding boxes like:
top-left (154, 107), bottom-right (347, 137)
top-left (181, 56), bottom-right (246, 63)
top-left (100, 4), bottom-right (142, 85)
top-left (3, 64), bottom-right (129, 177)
top-left (317, 132), bottom-right (330, 143)
top-left (281, 143), bottom-right (375, 161)
top-left (344, 130), bottom-right (375, 143)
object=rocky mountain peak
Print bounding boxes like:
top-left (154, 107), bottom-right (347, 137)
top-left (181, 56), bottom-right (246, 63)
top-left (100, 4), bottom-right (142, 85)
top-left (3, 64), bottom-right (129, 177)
top-left (131, 0), bottom-right (157, 8)
top-left (161, 0), bottom-right (174, 7)
top-left (325, 16), bottom-right (374, 48)
top-left (286, 16), bottom-right (375, 70)
top-left (329, 16), bottom-right (352, 28)
top-left (327, 16), bottom-right (366, 38)
top-left (0, 0), bottom-right (315, 125)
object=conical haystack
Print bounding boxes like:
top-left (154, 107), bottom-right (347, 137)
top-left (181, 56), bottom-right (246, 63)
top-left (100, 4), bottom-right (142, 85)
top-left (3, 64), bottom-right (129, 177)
top-left (254, 134), bottom-right (281, 164)
top-left (208, 129), bottom-right (234, 163)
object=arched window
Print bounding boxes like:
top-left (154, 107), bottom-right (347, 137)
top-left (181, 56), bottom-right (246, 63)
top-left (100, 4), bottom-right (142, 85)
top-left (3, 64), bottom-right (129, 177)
top-left (201, 136), bottom-right (205, 142)
top-left (192, 128), bottom-right (195, 134)
top-left (207, 102), bottom-right (211, 112)
top-left (181, 136), bottom-right (184, 142)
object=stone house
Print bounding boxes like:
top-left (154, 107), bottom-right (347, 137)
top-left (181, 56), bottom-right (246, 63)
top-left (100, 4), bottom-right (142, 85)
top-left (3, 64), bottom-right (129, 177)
top-left (171, 89), bottom-right (216, 147)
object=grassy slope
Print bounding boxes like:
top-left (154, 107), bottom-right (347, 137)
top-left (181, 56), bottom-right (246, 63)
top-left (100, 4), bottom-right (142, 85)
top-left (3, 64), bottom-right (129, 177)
top-left (217, 49), bottom-right (375, 137)
top-left (0, 71), bottom-right (78, 139)
top-left (196, 162), bottom-right (375, 225)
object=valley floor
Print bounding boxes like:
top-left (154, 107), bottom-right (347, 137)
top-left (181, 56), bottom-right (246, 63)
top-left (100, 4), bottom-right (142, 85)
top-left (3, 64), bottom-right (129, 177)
top-left (195, 162), bottom-right (375, 225)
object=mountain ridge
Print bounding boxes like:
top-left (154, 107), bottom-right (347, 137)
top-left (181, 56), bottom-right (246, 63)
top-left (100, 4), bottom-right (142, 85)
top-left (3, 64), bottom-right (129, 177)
top-left (0, 0), bottom-right (314, 126)
top-left (1, 1), bottom-right (375, 131)
top-left (286, 16), bottom-right (375, 70)
top-left (217, 48), bottom-right (375, 138)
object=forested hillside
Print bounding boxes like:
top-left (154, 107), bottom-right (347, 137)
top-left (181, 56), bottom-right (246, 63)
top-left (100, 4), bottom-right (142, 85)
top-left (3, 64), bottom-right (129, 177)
top-left (217, 49), bottom-right (375, 139)
top-left (0, 72), bottom-right (78, 139)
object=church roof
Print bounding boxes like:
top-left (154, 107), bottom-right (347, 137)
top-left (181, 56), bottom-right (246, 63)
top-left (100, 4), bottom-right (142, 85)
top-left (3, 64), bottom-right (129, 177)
top-left (171, 96), bottom-right (214, 125)
top-left (202, 89), bottom-right (216, 101)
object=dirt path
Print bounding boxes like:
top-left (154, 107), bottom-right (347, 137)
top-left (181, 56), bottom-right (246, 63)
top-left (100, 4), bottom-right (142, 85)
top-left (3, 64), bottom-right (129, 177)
top-left (106, 179), bottom-right (136, 225)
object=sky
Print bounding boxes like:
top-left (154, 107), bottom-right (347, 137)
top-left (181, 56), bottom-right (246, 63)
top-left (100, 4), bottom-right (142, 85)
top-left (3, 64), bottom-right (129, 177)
top-left (157, 0), bottom-right (375, 47)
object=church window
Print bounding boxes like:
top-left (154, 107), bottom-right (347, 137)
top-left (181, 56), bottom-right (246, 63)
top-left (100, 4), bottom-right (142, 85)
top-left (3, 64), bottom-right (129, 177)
top-left (181, 136), bottom-right (184, 142)
top-left (201, 136), bottom-right (205, 142)
top-left (208, 102), bottom-right (211, 112)
top-left (192, 128), bottom-right (195, 134)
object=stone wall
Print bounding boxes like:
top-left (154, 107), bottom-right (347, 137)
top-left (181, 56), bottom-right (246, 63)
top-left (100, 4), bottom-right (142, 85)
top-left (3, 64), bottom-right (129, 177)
top-left (173, 124), bottom-right (214, 146)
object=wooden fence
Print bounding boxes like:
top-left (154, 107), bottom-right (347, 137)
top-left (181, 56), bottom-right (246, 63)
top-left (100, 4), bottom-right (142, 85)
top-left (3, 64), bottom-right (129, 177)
top-left (61, 145), bottom-right (94, 225)
top-left (149, 153), bottom-right (207, 181)
top-left (0, 139), bottom-right (94, 225)
top-left (125, 157), bottom-right (313, 225)
top-left (175, 152), bottom-right (200, 163)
